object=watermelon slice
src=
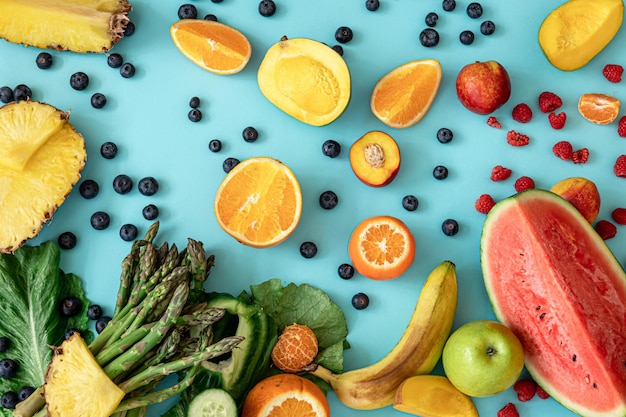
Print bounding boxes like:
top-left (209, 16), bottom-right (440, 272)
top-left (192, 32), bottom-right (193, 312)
top-left (481, 189), bottom-right (626, 417)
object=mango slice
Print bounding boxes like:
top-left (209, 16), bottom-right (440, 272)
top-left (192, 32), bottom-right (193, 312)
top-left (393, 375), bottom-right (478, 417)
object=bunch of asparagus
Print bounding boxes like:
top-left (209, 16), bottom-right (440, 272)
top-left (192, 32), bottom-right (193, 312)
top-left (15, 222), bottom-right (242, 417)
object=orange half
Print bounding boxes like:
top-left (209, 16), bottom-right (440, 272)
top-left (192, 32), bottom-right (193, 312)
top-left (371, 59), bottom-right (442, 128)
top-left (214, 156), bottom-right (302, 248)
top-left (578, 93), bottom-right (620, 124)
top-left (170, 19), bottom-right (252, 75)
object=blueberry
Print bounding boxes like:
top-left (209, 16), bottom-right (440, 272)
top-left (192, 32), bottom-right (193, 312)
top-left (13, 84), bottom-right (32, 101)
top-left (79, 179), bottom-right (99, 199)
top-left (91, 93), bottom-right (107, 109)
top-left (123, 21), bottom-right (135, 37)
top-left (90, 211), bottom-right (111, 230)
top-left (107, 53), bottom-right (123, 68)
top-left (222, 157), bottom-right (240, 173)
top-left (188, 108), bottom-right (202, 122)
top-left (419, 28), bottom-right (439, 47)
top-left (319, 190), bottom-right (339, 210)
top-left (60, 296), bottom-right (82, 317)
top-left (335, 26), bottom-right (353, 44)
top-left (338, 263), bottom-right (355, 279)
top-left (0, 359), bottom-right (17, 379)
top-left (120, 224), bottom-right (138, 242)
top-left (113, 174), bottom-right (133, 194)
top-left (322, 140), bottom-right (341, 158)
top-left (442, 218), bottom-right (459, 236)
top-left (331, 45), bottom-right (344, 56)
top-left (365, 0), bottom-right (380, 11)
top-left (178, 3), bottom-right (198, 19)
top-left (138, 176), bottom-right (159, 196)
top-left (299, 241), bottom-right (318, 259)
top-left (258, 0), bottom-right (277, 16)
top-left (189, 96), bottom-right (200, 108)
top-left (352, 293), bottom-right (370, 310)
top-left (436, 127), bottom-right (453, 143)
top-left (142, 204), bottom-right (159, 221)
top-left (204, 14), bottom-right (218, 21)
top-left (35, 52), bottom-right (53, 69)
top-left (208, 139), bottom-right (222, 152)
top-left (69, 72), bottom-right (89, 90)
top-left (402, 195), bottom-right (419, 211)
top-left (211, 0), bottom-right (223, 2)
top-left (0, 86), bottom-right (14, 103)
top-left (64, 328), bottom-right (81, 340)
top-left (0, 337), bottom-right (10, 352)
top-left (17, 386), bottom-right (35, 402)
top-left (466, 2), bottom-right (483, 18)
top-left (100, 141), bottom-right (118, 159)
top-left (242, 126), bottom-right (259, 142)
top-left (442, 0), bottom-right (456, 11)
top-left (425, 12), bottom-right (438, 27)
top-left (57, 232), bottom-right (77, 250)
top-left (433, 165), bottom-right (448, 180)
top-left (87, 304), bottom-right (103, 320)
top-left (480, 20), bottom-right (496, 35)
top-left (120, 62), bottom-right (136, 78)
top-left (96, 316), bottom-right (112, 333)
top-left (459, 30), bottom-right (475, 45)
top-left (1, 391), bottom-right (18, 409)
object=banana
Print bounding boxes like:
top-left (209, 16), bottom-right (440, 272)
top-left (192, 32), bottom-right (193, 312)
top-left (308, 260), bottom-right (458, 410)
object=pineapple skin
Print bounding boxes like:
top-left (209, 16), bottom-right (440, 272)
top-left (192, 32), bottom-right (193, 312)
top-left (0, 0), bottom-right (132, 53)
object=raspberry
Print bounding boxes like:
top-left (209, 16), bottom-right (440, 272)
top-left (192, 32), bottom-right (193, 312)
top-left (506, 130), bottom-right (530, 146)
top-left (514, 176), bottom-right (535, 192)
top-left (571, 148), bottom-right (589, 164)
top-left (487, 116), bottom-right (502, 129)
top-left (490, 165), bottom-right (512, 181)
top-left (614, 155), bottom-right (626, 177)
top-left (603, 64), bottom-right (623, 83)
top-left (538, 91), bottom-right (563, 113)
top-left (513, 379), bottom-right (537, 402)
top-left (611, 207), bottom-right (626, 225)
top-left (474, 194), bottom-right (496, 214)
top-left (497, 402), bottom-right (520, 417)
top-left (548, 111), bottom-right (566, 129)
top-left (536, 385), bottom-right (550, 399)
top-left (552, 140), bottom-right (573, 160)
top-left (512, 103), bottom-right (532, 123)
top-left (617, 116), bottom-right (626, 137)
top-left (595, 219), bottom-right (617, 240)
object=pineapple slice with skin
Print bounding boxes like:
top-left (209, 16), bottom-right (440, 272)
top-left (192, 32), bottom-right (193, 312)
top-left (0, 0), bottom-right (131, 53)
top-left (0, 101), bottom-right (86, 253)
top-left (45, 333), bottom-right (125, 417)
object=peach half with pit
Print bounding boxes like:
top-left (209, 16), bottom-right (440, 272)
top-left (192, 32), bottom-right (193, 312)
top-left (349, 130), bottom-right (400, 187)
top-left (550, 177), bottom-right (601, 223)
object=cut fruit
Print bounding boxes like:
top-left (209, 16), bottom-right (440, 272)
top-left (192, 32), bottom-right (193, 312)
top-left (0, 101), bottom-right (86, 253)
top-left (44, 333), bottom-right (124, 417)
top-left (257, 37), bottom-right (351, 126)
top-left (214, 156), bottom-right (302, 248)
top-left (348, 215), bottom-right (416, 280)
top-left (0, 0), bottom-right (131, 53)
top-left (371, 59), bottom-right (442, 128)
top-left (170, 19), bottom-right (252, 75)
top-left (349, 131), bottom-right (401, 187)
top-left (187, 388), bottom-right (237, 417)
top-left (577, 93), bottom-right (620, 124)
top-left (393, 375), bottom-right (478, 417)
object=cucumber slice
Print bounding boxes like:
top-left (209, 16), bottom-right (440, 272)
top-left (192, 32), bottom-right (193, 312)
top-left (187, 388), bottom-right (237, 417)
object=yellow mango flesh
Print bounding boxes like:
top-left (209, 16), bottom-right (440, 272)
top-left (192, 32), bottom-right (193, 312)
top-left (538, 0), bottom-right (624, 71)
top-left (393, 375), bottom-right (478, 417)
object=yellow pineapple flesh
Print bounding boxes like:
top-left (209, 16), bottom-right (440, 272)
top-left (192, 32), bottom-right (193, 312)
top-left (0, 101), bottom-right (86, 253)
top-left (44, 333), bottom-right (125, 417)
top-left (0, 0), bottom-right (131, 53)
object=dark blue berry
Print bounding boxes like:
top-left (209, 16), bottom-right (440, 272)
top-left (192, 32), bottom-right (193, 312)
top-left (0, 359), bottom-right (17, 378)
top-left (1, 391), bottom-right (18, 409)
top-left (64, 328), bottom-right (81, 340)
top-left (100, 141), bottom-right (118, 159)
top-left (338, 263), bottom-right (355, 279)
top-left (87, 304), bottom-right (103, 320)
top-left (113, 174), bottom-right (133, 194)
top-left (17, 387), bottom-right (35, 402)
top-left (120, 62), bottom-right (136, 78)
top-left (35, 52), bottom-right (53, 69)
top-left (208, 139), bottom-right (222, 152)
top-left (138, 176), bottom-right (159, 196)
top-left (335, 26), bottom-right (353, 44)
top-left (480, 20), bottom-right (496, 35)
top-left (222, 157), bottom-right (240, 173)
top-left (319, 190), bottom-right (339, 210)
top-left (436, 127), bottom-right (453, 143)
top-left (188, 108), bottom-right (202, 122)
top-left (466, 2), bottom-right (483, 18)
top-left (120, 224), bottom-right (138, 242)
top-left (91, 93), bottom-right (107, 109)
top-left (13, 84), bottom-right (32, 101)
top-left (70, 72), bottom-right (89, 90)
top-left (0, 86), bottom-right (14, 103)
top-left (299, 241), bottom-right (318, 258)
top-left (425, 12), bottom-right (438, 27)
top-left (331, 45), bottom-right (344, 56)
top-left (322, 140), bottom-right (341, 158)
top-left (90, 211), bottom-right (111, 230)
top-left (0, 337), bottom-right (10, 352)
top-left (242, 126), bottom-right (259, 142)
top-left (178, 4), bottom-right (198, 19)
top-left (60, 296), bottom-right (82, 317)
top-left (365, 0), bottom-right (380, 11)
top-left (352, 293), bottom-right (370, 310)
top-left (57, 232), bottom-right (77, 250)
top-left (123, 21), bottom-right (135, 37)
top-left (419, 28), bottom-right (439, 47)
top-left (402, 195), bottom-right (419, 211)
top-left (442, 0), bottom-right (456, 11)
top-left (142, 204), bottom-right (159, 221)
top-left (107, 53), bottom-right (123, 68)
top-left (211, 0), bottom-right (223, 2)
top-left (204, 14), bottom-right (218, 21)
top-left (189, 96), bottom-right (200, 108)
top-left (79, 179), bottom-right (99, 199)
top-left (433, 165), bottom-right (448, 180)
top-left (96, 316), bottom-right (112, 333)
top-left (442, 218), bottom-right (459, 236)
top-left (460, 30), bottom-right (475, 45)
top-left (258, 0), bottom-right (276, 16)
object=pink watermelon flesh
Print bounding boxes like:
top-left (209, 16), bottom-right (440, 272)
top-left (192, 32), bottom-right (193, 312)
top-left (481, 190), bottom-right (626, 417)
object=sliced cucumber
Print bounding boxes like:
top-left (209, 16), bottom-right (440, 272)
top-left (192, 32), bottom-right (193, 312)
top-left (187, 388), bottom-right (237, 417)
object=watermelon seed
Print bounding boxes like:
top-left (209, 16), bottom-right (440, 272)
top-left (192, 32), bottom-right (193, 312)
top-left (535, 305), bottom-right (541, 310)
top-left (539, 312), bottom-right (546, 319)
top-left (593, 382), bottom-right (597, 389)
top-left (572, 354), bottom-right (577, 361)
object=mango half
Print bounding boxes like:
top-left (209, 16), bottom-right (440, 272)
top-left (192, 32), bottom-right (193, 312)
top-left (538, 0), bottom-right (624, 71)
top-left (257, 37), bottom-right (351, 126)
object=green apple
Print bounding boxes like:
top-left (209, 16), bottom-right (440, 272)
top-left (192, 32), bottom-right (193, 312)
top-left (442, 320), bottom-right (524, 397)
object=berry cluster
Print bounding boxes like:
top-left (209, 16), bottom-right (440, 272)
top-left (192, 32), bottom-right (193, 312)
top-left (419, 1), bottom-right (495, 47)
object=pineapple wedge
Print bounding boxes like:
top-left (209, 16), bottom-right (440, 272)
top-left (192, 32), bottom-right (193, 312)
top-left (0, 101), bottom-right (86, 253)
top-left (45, 333), bottom-right (125, 417)
top-left (0, 0), bottom-right (131, 53)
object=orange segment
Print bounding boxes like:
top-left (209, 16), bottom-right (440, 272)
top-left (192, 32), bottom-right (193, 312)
top-left (170, 19), bottom-right (251, 75)
top-left (348, 215), bottom-right (416, 280)
top-left (577, 93), bottom-right (620, 124)
top-left (214, 157), bottom-right (302, 248)
top-left (371, 59), bottom-right (442, 128)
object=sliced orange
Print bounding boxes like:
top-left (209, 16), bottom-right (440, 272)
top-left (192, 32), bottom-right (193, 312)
top-left (348, 215), bottom-right (416, 280)
top-left (242, 374), bottom-right (330, 417)
top-left (577, 93), bottom-right (620, 124)
top-left (170, 19), bottom-right (251, 75)
top-left (214, 156), bottom-right (302, 248)
top-left (370, 59), bottom-right (442, 129)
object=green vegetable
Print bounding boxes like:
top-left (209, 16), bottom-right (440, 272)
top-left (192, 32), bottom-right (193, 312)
top-left (187, 388), bottom-right (237, 417)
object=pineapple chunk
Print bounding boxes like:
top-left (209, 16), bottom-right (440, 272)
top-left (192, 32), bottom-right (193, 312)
top-left (45, 333), bottom-right (125, 417)
top-left (0, 101), bottom-right (86, 253)
top-left (0, 0), bottom-right (131, 53)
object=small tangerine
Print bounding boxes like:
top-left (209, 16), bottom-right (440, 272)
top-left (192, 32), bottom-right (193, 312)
top-left (271, 323), bottom-right (318, 373)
